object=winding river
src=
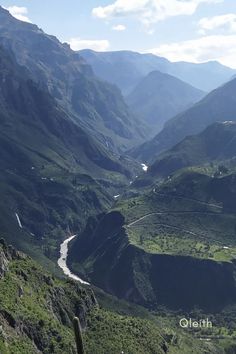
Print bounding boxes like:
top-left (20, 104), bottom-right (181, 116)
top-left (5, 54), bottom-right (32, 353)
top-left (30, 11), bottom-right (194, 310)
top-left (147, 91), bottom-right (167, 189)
top-left (57, 234), bottom-right (90, 285)
top-left (58, 163), bottom-right (148, 285)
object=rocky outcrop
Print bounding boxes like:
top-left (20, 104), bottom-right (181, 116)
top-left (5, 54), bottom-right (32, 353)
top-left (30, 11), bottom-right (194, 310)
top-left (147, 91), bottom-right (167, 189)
top-left (0, 247), bottom-right (8, 279)
top-left (0, 238), bottom-right (26, 278)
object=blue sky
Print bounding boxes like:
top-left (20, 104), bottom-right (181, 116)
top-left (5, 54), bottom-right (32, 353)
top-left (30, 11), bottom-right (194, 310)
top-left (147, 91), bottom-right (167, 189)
top-left (1, 0), bottom-right (236, 68)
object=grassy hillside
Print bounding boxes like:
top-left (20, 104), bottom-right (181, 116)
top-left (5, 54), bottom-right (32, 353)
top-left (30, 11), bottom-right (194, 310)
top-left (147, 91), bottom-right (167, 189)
top-left (68, 171), bottom-right (236, 312)
top-left (0, 239), bottom-right (225, 354)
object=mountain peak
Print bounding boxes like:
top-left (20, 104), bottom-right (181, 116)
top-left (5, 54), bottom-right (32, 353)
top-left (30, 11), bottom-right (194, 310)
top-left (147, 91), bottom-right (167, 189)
top-left (126, 68), bottom-right (205, 134)
top-left (0, 5), bottom-right (9, 14)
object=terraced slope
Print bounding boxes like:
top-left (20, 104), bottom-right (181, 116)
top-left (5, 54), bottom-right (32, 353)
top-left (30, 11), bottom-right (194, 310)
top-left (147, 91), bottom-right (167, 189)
top-left (69, 171), bottom-right (236, 312)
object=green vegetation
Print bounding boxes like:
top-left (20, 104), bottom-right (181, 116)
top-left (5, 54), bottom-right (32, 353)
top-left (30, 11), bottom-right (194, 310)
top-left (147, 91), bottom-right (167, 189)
top-left (118, 171), bottom-right (236, 261)
top-left (0, 241), bottom-right (93, 353)
top-left (1, 240), bottom-right (225, 354)
top-left (148, 122), bottom-right (236, 178)
top-left (69, 170), bottom-right (236, 313)
top-left (0, 43), bottom-right (137, 269)
top-left (132, 78), bottom-right (236, 162)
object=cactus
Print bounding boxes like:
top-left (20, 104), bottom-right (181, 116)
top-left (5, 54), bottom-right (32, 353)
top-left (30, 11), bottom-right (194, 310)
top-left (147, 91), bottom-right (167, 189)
top-left (73, 317), bottom-right (85, 354)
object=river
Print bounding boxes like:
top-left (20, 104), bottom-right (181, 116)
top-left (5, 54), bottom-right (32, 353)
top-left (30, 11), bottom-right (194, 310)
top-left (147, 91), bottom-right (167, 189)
top-left (57, 234), bottom-right (90, 285)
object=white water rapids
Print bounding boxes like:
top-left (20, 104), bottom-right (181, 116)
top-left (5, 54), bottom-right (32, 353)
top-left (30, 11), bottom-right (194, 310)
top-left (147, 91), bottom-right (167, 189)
top-left (58, 234), bottom-right (90, 285)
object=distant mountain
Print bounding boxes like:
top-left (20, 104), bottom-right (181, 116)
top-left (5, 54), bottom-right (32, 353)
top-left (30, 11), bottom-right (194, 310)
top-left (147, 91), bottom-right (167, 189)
top-left (126, 70), bottom-right (205, 134)
top-left (0, 6), bottom-right (148, 152)
top-left (149, 122), bottom-right (236, 177)
top-left (132, 77), bottom-right (236, 162)
top-left (79, 49), bottom-right (236, 94)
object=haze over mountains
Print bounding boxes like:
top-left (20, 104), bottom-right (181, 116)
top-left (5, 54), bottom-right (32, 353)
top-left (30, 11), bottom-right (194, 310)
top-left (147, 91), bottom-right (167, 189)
top-left (127, 70), bottom-right (205, 134)
top-left (79, 49), bottom-right (236, 94)
top-left (132, 76), bottom-right (236, 162)
top-left (1, 4), bottom-right (236, 353)
top-left (149, 122), bottom-right (236, 178)
top-left (0, 6), bottom-right (147, 153)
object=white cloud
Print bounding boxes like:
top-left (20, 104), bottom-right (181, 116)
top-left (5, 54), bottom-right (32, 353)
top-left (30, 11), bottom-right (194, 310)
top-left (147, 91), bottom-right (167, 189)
top-left (112, 24), bottom-right (126, 31)
top-left (6, 6), bottom-right (31, 23)
top-left (92, 0), bottom-right (223, 27)
top-left (68, 38), bottom-right (110, 51)
top-left (147, 35), bottom-right (236, 68)
top-left (198, 14), bottom-right (236, 34)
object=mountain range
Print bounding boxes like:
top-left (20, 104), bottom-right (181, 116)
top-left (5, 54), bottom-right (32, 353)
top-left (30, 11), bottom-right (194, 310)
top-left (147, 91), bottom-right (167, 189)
top-left (1, 4), bottom-right (236, 353)
top-left (132, 76), bottom-right (236, 162)
top-left (148, 121), bottom-right (236, 177)
top-left (0, 6), bottom-right (147, 153)
top-left (79, 49), bottom-right (236, 94)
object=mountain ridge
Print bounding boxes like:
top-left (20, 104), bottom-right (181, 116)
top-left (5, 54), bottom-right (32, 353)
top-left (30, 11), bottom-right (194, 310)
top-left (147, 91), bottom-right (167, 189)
top-left (0, 6), bottom-right (148, 152)
top-left (132, 77), bottom-right (236, 162)
top-left (148, 121), bottom-right (236, 177)
top-left (79, 49), bottom-right (236, 93)
top-left (127, 69), bottom-right (205, 134)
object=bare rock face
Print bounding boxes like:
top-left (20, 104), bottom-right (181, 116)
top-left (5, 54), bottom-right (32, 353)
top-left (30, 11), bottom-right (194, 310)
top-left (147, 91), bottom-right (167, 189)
top-left (0, 248), bottom-right (9, 279)
top-left (0, 238), bottom-right (26, 279)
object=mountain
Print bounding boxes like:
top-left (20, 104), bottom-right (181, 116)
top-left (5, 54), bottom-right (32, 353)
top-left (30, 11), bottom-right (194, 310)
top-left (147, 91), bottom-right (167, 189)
top-left (0, 6), bottom-right (148, 152)
top-left (126, 70), bottom-right (205, 134)
top-left (0, 44), bottom-right (136, 267)
top-left (148, 122), bottom-right (236, 177)
top-left (1, 238), bottom-right (220, 354)
top-left (68, 170), bottom-right (236, 314)
top-left (79, 49), bottom-right (236, 94)
top-left (0, 238), bottom-right (97, 353)
top-left (132, 77), bottom-right (236, 162)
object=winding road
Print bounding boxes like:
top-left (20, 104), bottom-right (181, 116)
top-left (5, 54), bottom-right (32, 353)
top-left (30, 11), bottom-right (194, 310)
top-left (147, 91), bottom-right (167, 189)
top-left (127, 210), bottom-right (220, 228)
top-left (152, 190), bottom-right (222, 209)
top-left (57, 175), bottom-right (226, 282)
top-left (127, 208), bottom-right (232, 247)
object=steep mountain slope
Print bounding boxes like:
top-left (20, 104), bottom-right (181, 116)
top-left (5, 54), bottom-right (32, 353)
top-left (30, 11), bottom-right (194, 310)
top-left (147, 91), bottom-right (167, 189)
top-left (132, 77), bottom-right (236, 162)
top-left (149, 122), bottom-right (236, 177)
top-left (79, 49), bottom-right (236, 93)
top-left (0, 239), bottom-right (219, 354)
top-left (0, 6), bottom-right (147, 152)
top-left (0, 239), bottom-right (97, 354)
top-left (69, 170), bottom-right (236, 313)
top-left (0, 44), bottom-right (133, 265)
top-left (127, 70), bottom-right (205, 134)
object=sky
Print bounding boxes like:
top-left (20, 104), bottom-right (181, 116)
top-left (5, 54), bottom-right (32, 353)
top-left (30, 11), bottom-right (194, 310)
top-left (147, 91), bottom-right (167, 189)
top-left (1, 0), bottom-right (236, 68)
